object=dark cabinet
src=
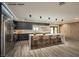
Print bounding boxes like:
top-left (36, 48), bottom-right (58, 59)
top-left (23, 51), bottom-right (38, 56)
top-left (13, 21), bottom-right (32, 29)
top-left (14, 34), bottom-right (29, 41)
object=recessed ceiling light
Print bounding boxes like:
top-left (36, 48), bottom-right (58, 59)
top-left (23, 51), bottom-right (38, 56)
top-left (74, 18), bottom-right (78, 20)
top-left (29, 14), bottom-right (32, 17)
top-left (40, 16), bottom-right (42, 19)
top-left (48, 17), bottom-right (50, 20)
top-left (61, 19), bottom-right (64, 21)
top-left (55, 18), bottom-right (57, 21)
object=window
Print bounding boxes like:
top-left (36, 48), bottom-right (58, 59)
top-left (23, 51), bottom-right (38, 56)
top-left (33, 27), bottom-right (39, 31)
top-left (50, 27), bottom-right (53, 34)
top-left (50, 26), bottom-right (59, 34)
top-left (54, 27), bottom-right (58, 33)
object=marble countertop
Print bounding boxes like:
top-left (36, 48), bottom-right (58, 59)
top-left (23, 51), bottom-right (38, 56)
top-left (29, 33), bottom-right (64, 36)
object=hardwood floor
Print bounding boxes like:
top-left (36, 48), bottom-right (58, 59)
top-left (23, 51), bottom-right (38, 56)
top-left (6, 39), bottom-right (79, 57)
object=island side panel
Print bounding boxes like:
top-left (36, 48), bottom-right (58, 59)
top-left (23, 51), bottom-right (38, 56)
top-left (29, 34), bottom-right (31, 50)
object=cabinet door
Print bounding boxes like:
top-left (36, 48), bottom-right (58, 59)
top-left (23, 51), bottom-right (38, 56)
top-left (14, 21), bottom-right (32, 29)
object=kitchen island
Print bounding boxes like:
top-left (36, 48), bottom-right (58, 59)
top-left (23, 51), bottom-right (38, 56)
top-left (29, 33), bottom-right (65, 50)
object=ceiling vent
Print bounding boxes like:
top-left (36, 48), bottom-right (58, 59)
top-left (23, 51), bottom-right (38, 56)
top-left (58, 2), bottom-right (66, 6)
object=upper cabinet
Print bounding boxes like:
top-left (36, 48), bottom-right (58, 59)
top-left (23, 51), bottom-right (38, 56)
top-left (13, 21), bottom-right (32, 30)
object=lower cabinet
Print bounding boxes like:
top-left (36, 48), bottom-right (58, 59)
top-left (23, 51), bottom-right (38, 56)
top-left (14, 34), bottom-right (29, 41)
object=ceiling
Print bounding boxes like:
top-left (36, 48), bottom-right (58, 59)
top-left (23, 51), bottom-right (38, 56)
top-left (6, 2), bottom-right (79, 24)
